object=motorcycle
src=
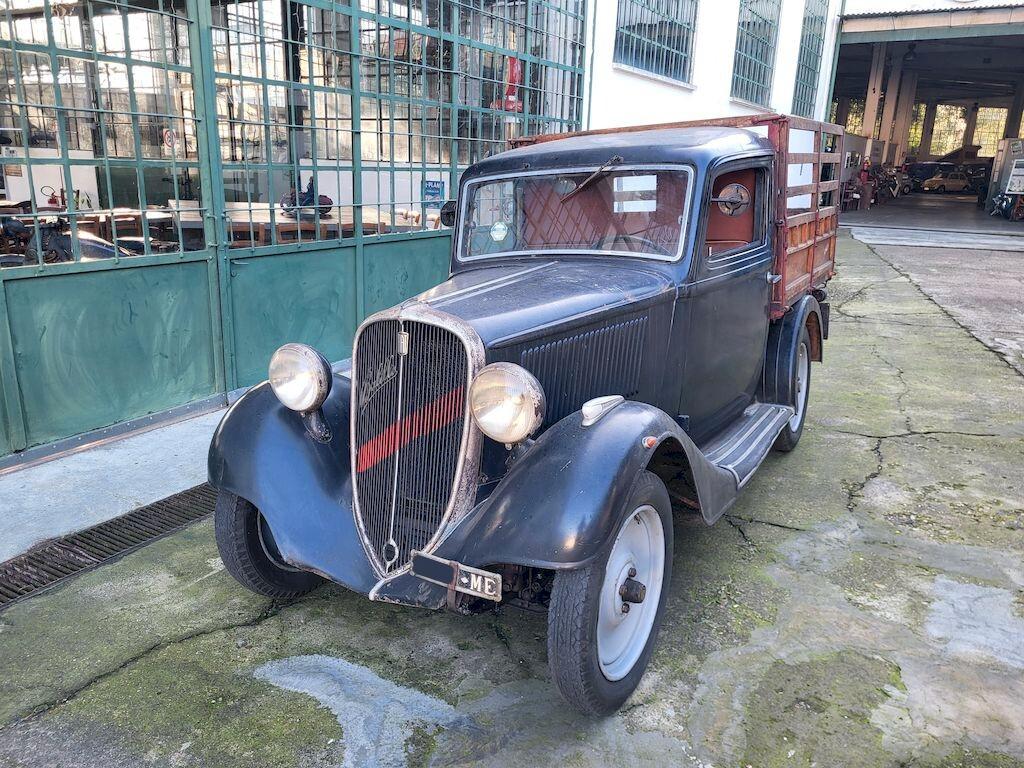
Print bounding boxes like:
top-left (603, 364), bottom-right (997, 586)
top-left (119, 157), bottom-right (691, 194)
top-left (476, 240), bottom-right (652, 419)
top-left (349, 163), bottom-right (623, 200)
top-left (279, 177), bottom-right (334, 219)
top-left (872, 167), bottom-right (901, 203)
top-left (989, 192), bottom-right (1023, 220)
top-left (0, 216), bottom-right (135, 265)
top-left (0, 217), bottom-right (32, 267)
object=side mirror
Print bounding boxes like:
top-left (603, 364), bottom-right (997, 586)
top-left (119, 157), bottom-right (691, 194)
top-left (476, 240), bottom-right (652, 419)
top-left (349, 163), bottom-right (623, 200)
top-left (439, 199), bottom-right (457, 227)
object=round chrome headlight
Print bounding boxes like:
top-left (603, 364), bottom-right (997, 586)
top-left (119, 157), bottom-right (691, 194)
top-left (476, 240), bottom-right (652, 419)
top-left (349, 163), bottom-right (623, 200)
top-left (469, 363), bottom-right (545, 444)
top-left (268, 343), bottom-right (332, 413)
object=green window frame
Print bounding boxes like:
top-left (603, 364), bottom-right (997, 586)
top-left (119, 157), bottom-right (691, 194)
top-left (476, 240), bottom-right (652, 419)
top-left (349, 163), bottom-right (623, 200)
top-left (0, 0), bottom-right (586, 265)
top-left (0, 0), bottom-right (212, 265)
top-left (613, 0), bottom-right (699, 84)
top-left (731, 0), bottom-right (781, 107)
top-left (210, 0), bottom-right (587, 253)
top-left (972, 106), bottom-right (1007, 157)
top-left (929, 104), bottom-right (967, 157)
top-left (791, 0), bottom-right (828, 118)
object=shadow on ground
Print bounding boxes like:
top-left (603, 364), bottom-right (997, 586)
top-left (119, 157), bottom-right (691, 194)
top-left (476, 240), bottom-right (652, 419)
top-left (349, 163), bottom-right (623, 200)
top-left (0, 234), bottom-right (1022, 767)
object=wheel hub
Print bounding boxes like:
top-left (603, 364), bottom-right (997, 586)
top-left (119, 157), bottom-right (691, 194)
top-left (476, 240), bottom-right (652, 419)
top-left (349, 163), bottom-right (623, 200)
top-left (596, 505), bottom-right (665, 681)
top-left (618, 577), bottom-right (647, 604)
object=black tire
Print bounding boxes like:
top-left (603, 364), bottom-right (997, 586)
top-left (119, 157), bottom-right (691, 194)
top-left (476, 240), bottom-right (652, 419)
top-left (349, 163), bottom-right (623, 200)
top-left (547, 470), bottom-right (673, 716)
top-left (937, 185), bottom-right (946, 194)
top-left (773, 325), bottom-right (811, 453)
top-left (214, 490), bottom-right (322, 598)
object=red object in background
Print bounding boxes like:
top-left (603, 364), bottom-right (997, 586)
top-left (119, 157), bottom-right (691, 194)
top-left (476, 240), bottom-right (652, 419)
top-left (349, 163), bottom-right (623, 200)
top-left (491, 57), bottom-right (524, 112)
top-left (42, 185), bottom-right (63, 207)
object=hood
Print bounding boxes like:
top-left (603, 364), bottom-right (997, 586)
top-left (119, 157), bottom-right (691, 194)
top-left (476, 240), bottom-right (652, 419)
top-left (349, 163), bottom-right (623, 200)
top-left (415, 259), bottom-right (675, 347)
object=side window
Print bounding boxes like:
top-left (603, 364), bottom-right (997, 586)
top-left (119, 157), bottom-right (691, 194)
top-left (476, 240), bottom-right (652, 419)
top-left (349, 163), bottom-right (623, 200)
top-left (703, 167), bottom-right (765, 260)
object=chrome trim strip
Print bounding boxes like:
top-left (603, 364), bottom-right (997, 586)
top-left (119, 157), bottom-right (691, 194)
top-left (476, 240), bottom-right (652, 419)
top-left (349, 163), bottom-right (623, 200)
top-left (704, 409), bottom-right (776, 464)
top-left (725, 407), bottom-right (791, 472)
top-left (426, 261), bottom-right (556, 306)
top-left (352, 300), bottom-right (486, 585)
top-left (381, 327), bottom-right (408, 572)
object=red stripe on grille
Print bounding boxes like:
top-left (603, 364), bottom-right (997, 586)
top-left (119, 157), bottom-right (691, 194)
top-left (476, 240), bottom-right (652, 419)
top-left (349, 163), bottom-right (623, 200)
top-left (356, 385), bottom-right (465, 473)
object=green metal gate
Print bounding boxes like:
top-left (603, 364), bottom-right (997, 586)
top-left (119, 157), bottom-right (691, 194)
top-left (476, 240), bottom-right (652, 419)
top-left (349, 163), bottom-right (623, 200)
top-left (0, 0), bottom-right (585, 458)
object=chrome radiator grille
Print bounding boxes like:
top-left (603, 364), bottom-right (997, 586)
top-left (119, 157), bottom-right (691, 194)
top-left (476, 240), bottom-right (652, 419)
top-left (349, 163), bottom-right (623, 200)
top-left (352, 317), bottom-right (470, 574)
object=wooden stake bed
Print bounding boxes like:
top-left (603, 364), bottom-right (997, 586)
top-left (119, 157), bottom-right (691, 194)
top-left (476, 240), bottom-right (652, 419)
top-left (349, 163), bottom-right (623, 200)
top-left (511, 114), bottom-right (845, 320)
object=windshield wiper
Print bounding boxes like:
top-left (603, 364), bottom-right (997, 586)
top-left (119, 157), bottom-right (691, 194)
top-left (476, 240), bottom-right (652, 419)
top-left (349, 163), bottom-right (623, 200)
top-left (560, 155), bottom-right (623, 204)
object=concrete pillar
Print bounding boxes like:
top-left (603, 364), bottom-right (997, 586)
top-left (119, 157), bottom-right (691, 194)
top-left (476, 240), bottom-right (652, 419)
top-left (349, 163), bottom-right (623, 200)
top-left (878, 56), bottom-right (904, 163)
top-left (862, 42), bottom-right (886, 139)
top-left (892, 72), bottom-right (918, 165)
top-left (919, 102), bottom-right (938, 159)
top-left (963, 103), bottom-right (979, 154)
top-left (1006, 81), bottom-right (1024, 138)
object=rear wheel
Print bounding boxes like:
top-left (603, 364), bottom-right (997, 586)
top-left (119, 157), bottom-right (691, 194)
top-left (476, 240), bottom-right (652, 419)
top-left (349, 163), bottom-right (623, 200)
top-left (214, 490), bottom-right (322, 598)
top-left (547, 471), bottom-right (673, 715)
top-left (773, 326), bottom-right (811, 453)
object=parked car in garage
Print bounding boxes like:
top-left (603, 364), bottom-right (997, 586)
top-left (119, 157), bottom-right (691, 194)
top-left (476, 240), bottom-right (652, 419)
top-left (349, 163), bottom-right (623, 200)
top-left (208, 114), bottom-right (842, 715)
top-left (908, 161), bottom-right (954, 191)
top-left (963, 162), bottom-right (992, 193)
top-left (923, 170), bottom-right (971, 193)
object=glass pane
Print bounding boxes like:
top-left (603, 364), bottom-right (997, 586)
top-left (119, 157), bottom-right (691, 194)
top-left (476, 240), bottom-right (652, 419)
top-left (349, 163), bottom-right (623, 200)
top-left (462, 169), bottom-right (691, 261)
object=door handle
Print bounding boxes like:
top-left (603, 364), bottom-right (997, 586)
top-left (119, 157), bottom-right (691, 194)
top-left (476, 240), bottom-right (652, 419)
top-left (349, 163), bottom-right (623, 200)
top-left (767, 272), bottom-right (782, 284)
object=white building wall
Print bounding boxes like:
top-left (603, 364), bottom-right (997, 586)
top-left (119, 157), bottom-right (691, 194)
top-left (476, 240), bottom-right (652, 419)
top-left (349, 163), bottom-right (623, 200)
top-left (584, 0), bottom-right (844, 130)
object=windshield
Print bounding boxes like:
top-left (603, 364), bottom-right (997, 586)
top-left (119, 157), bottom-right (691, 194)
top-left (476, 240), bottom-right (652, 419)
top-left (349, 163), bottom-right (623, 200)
top-left (460, 168), bottom-right (691, 261)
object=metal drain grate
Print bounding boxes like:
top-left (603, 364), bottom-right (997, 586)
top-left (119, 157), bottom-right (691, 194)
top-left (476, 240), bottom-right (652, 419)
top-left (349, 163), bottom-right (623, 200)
top-left (0, 483), bottom-right (217, 610)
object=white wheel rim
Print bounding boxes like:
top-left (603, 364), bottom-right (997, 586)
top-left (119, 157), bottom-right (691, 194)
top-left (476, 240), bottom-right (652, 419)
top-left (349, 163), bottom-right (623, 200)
top-left (597, 505), bottom-right (665, 682)
top-left (790, 341), bottom-right (809, 431)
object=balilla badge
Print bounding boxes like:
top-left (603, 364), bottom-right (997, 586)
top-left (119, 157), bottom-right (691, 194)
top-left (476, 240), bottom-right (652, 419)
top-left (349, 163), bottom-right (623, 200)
top-left (358, 355), bottom-right (398, 409)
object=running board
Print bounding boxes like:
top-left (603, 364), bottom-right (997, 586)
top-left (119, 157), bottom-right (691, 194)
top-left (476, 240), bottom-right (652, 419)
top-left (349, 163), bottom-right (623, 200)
top-left (698, 404), bottom-right (793, 488)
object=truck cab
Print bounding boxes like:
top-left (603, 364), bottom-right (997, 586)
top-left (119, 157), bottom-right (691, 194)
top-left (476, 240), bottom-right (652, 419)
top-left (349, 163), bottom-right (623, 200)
top-left (208, 114), bottom-right (843, 716)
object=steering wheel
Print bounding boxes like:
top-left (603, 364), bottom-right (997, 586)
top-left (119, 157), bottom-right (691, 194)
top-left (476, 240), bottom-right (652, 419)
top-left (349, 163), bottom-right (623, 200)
top-left (591, 233), bottom-right (669, 256)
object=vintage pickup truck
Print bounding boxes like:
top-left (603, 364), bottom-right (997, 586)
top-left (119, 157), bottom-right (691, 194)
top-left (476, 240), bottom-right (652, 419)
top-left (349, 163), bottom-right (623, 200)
top-left (209, 113), bottom-right (843, 715)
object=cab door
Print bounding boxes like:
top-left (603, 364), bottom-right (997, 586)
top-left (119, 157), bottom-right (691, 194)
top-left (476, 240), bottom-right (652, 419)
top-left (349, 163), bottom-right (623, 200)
top-left (677, 162), bottom-right (772, 442)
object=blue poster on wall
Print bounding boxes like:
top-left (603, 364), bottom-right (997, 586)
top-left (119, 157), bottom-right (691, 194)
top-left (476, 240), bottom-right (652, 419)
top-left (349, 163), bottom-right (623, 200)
top-left (422, 179), bottom-right (445, 208)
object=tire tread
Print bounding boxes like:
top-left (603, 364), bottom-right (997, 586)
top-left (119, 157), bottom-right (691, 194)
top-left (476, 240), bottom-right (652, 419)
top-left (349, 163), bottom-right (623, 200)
top-left (214, 491), bottom-right (321, 599)
top-left (547, 471), bottom-right (672, 716)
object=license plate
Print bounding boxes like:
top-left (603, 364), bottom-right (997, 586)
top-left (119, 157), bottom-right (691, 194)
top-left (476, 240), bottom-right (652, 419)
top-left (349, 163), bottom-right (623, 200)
top-left (411, 551), bottom-right (502, 602)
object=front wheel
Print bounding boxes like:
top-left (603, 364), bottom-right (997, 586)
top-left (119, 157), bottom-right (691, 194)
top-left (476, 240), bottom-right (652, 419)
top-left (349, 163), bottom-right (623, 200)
top-left (547, 471), bottom-right (673, 715)
top-left (214, 490), bottom-right (323, 598)
top-left (773, 325), bottom-right (811, 452)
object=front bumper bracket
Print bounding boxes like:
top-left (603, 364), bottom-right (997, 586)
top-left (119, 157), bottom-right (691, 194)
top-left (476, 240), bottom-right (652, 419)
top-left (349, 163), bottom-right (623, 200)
top-left (410, 550), bottom-right (502, 602)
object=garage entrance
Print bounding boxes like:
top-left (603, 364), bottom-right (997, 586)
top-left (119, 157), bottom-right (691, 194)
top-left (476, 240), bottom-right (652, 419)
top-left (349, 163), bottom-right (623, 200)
top-left (831, 6), bottom-right (1024, 236)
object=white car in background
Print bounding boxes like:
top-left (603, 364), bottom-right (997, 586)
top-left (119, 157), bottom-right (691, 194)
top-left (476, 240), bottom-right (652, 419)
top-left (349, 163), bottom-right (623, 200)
top-left (922, 171), bottom-right (970, 193)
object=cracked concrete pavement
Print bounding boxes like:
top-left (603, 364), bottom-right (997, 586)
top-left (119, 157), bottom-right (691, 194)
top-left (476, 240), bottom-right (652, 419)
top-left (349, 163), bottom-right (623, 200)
top-left (858, 242), bottom-right (1024, 378)
top-left (0, 233), bottom-right (1022, 767)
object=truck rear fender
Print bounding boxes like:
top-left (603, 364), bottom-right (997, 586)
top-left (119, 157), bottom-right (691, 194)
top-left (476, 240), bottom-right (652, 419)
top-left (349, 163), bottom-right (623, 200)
top-left (762, 295), bottom-right (822, 406)
top-left (434, 400), bottom-right (739, 571)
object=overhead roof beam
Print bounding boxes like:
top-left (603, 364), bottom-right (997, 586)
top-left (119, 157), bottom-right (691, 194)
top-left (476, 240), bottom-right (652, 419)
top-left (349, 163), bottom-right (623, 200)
top-left (841, 6), bottom-right (1024, 44)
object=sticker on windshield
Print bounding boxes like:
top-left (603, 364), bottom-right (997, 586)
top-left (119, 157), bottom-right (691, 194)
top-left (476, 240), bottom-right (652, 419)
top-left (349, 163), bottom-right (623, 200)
top-left (490, 221), bottom-right (509, 241)
top-left (613, 175), bottom-right (657, 213)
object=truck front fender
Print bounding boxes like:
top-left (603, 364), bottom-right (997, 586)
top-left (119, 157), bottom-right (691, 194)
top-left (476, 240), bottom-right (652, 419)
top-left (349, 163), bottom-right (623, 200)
top-left (434, 400), bottom-right (738, 571)
top-left (207, 371), bottom-right (378, 595)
